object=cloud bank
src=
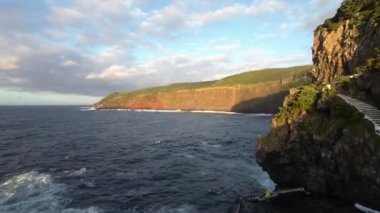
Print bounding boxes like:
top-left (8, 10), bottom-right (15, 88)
top-left (0, 0), bottom-right (343, 104)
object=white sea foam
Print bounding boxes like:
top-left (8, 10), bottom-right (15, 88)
top-left (154, 204), bottom-right (198, 213)
top-left (188, 110), bottom-right (240, 115)
top-left (66, 168), bottom-right (87, 177)
top-left (0, 171), bottom-right (101, 213)
top-left (116, 109), bottom-right (132, 111)
top-left (96, 108), bottom-right (273, 116)
top-left (134, 109), bottom-right (182, 113)
top-left (248, 113), bottom-right (274, 117)
top-left (252, 167), bottom-right (276, 192)
top-left (100, 108), bottom-right (238, 114)
top-left (79, 178), bottom-right (95, 188)
top-left (62, 206), bottom-right (101, 213)
top-left (182, 154), bottom-right (195, 159)
top-left (201, 141), bottom-right (221, 148)
top-left (79, 107), bottom-right (96, 111)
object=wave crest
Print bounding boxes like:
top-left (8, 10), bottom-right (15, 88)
top-left (0, 171), bottom-right (101, 213)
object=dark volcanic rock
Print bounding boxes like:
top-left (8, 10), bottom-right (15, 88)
top-left (256, 0), bottom-right (380, 210)
top-left (256, 95), bottom-right (380, 209)
top-left (239, 192), bottom-right (359, 213)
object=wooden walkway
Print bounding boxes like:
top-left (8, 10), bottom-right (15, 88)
top-left (337, 94), bottom-right (380, 136)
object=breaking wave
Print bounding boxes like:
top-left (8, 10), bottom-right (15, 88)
top-left (0, 171), bottom-right (101, 213)
top-left (65, 168), bottom-right (87, 177)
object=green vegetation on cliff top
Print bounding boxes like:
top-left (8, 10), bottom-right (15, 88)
top-left (101, 65), bottom-right (312, 102)
top-left (274, 85), bottom-right (320, 125)
top-left (263, 0), bottom-right (380, 152)
top-left (271, 84), bottom-right (380, 148)
top-left (320, 0), bottom-right (380, 31)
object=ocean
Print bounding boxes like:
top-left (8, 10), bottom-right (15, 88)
top-left (0, 106), bottom-right (275, 213)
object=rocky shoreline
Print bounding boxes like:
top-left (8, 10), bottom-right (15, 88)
top-left (233, 190), bottom-right (359, 213)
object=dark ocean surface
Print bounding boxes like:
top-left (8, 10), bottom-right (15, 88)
top-left (0, 106), bottom-right (275, 213)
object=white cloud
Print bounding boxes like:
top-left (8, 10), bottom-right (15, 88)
top-left (61, 60), bottom-right (78, 66)
top-left (45, 0), bottom-right (146, 47)
top-left (86, 65), bottom-right (137, 80)
top-left (44, 29), bottom-right (71, 41)
top-left (280, 23), bottom-right (290, 29)
top-left (190, 0), bottom-right (287, 26)
top-left (213, 43), bottom-right (241, 51)
top-left (253, 33), bottom-right (278, 40)
top-left (130, 8), bottom-right (147, 17)
top-left (90, 46), bottom-right (128, 65)
top-left (6, 77), bottom-right (27, 85)
top-left (0, 0), bottom-right (325, 101)
top-left (50, 7), bottom-right (84, 25)
top-left (139, 4), bottom-right (188, 36)
top-left (0, 56), bottom-right (19, 70)
top-left (301, 0), bottom-right (343, 30)
top-left (139, 0), bottom-right (288, 36)
top-left (242, 48), bottom-right (270, 59)
top-left (75, 0), bottom-right (143, 16)
top-left (310, 0), bottom-right (336, 5)
top-left (0, 88), bottom-right (101, 105)
top-left (86, 54), bottom-right (230, 82)
top-left (243, 54), bottom-right (311, 71)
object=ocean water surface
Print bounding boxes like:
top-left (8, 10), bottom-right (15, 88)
top-left (0, 106), bottom-right (274, 213)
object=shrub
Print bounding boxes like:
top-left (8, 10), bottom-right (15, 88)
top-left (354, 49), bottom-right (380, 74)
top-left (275, 85), bottom-right (320, 125)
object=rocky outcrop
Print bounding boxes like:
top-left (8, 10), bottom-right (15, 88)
top-left (257, 93), bottom-right (380, 208)
top-left (257, 0), bottom-right (380, 209)
top-left (239, 191), bottom-right (358, 213)
top-left (312, 1), bottom-right (380, 83)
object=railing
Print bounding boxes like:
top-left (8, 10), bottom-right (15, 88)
top-left (355, 203), bottom-right (380, 213)
top-left (337, 94), bottom-right (380, 136)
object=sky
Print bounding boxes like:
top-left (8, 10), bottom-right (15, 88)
top-left (0, 0), bottom-right (343, 105)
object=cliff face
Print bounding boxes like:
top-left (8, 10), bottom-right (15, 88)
top-left (313, 1), bottom-right (380, 83)
top-left (95, 66), bottom-right (312, 113)
top-left (257, 90), bottom-right (380, 208)
top-left (257, 0), bottom-right (380, 208)
top-left (96, 82), bottom-right (289, 113)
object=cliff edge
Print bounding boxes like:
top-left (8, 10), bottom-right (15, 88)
top-left (257, 0), bottom-right (380, 209)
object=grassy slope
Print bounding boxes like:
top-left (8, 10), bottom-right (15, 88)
top-left (100, 65), bottom-right (313, 103)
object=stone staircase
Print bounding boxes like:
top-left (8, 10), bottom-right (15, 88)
top-left (337, 94), bottom-right (380, 136)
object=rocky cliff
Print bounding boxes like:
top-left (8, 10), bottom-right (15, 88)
top-left (257, 0), bottom-right (380, 209)
top-left (313, 0), bottom-right (380, 83)
top-left (95, 66), bottom-right (312, 113)
top-left (96, 84), bottom-right (288, 113)
top-left (257, 87), bottom-right (380, 208)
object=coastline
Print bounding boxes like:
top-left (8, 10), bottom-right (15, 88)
top-left (81, 106), bottom-right (274, 116)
